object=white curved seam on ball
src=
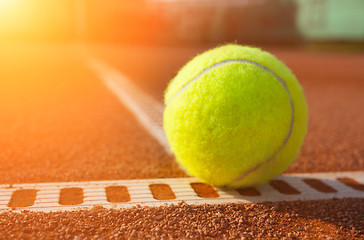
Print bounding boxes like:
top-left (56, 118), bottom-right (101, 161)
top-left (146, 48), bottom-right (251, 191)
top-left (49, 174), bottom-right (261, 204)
top-left (166, 59), bottom-right (294, 186)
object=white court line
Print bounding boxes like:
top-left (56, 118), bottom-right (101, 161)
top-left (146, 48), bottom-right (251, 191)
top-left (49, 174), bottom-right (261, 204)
top-left (0, 172), bottom-right (363, 212)
top-left (88, 58), bottom-right (171, 154)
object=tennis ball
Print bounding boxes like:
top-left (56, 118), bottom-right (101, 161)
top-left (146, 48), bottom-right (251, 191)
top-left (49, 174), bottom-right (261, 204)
top-left (163, 44), bottom-right (308, 188)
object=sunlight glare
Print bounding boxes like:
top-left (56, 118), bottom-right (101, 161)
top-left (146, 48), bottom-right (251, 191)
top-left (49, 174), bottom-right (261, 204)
top-left (0, 0), bottom-right (18, 10)
top-left (0, 0), bottom-right (23, 21)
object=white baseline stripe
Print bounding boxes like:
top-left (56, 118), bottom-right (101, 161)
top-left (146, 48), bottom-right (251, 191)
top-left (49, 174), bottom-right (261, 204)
top-left (0, 172), bottom-right (363, 212)
top-left (88, 59), bottom-right (171, 154)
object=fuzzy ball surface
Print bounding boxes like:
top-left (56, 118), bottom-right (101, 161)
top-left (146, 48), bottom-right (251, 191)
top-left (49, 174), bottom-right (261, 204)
top-left (163, 44), bottom-right (308, 188)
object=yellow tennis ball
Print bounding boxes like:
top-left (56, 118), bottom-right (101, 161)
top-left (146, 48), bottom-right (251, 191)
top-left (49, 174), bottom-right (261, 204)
top-left (163, 44), bottom-right (308, 188)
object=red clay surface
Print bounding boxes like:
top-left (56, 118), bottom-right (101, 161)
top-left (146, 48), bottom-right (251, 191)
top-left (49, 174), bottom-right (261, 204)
top-left (0, 43), bottom-right (363, 239)
top-left (1, 199), bottom-right (363, 239)
top-left (0, 43), bottom-right (183, 184)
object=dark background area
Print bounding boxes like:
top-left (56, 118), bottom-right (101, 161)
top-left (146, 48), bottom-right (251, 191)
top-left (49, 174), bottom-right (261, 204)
top-left (85, 0), bottom-right (300, 45)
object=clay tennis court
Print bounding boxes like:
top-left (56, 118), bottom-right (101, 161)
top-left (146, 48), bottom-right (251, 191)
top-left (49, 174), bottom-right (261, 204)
top-left (1, 0), bottom-right (364, 239)
top-left (0, 42), bottom-right (363, 239)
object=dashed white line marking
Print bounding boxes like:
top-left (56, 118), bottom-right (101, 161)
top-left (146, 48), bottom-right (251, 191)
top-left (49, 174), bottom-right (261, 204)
top-left (0, 172), bottom-right (363, 212)
top-left (88, 58), bottom-right (171, 154)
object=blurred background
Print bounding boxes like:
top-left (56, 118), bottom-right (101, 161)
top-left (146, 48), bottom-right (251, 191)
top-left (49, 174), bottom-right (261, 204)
top-left (0, 0), bottom-right (363, 46)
